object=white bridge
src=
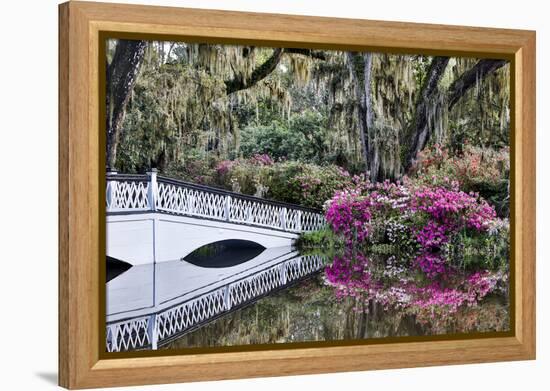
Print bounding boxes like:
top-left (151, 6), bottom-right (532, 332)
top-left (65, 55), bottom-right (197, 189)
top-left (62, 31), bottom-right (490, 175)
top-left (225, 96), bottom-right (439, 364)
top-left (107, 170), bottom-right (325, 265)
top-left (105, 171), bottom-right (326, 352)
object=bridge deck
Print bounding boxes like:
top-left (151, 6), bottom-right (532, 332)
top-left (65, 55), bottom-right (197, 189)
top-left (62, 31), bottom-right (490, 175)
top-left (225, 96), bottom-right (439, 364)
top-left (107, 246), bottom-right (299, 322)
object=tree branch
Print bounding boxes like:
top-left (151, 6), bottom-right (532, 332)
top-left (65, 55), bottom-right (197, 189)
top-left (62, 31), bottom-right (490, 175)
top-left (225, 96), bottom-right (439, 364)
top-left (284, 48), bottom-right (327, 60)
top-left (224, 48), bottom-right (284, 94)
top-left (224, 48), bottom-right (327, 94)
top-left (403, 58), bottom-right (508, 174)
top-left (447, 59), bottom-right (507, 109)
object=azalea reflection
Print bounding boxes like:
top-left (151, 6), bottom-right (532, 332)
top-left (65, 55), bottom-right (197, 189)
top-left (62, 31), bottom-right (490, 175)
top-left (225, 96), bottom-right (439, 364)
top-left (324, 251), bottom-right (508, 333)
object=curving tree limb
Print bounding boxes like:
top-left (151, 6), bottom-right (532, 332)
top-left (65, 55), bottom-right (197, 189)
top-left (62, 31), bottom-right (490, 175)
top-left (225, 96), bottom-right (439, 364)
top-left (447, 59), bottom-right (507, 110)
top-left (224, 48), bottom-right (326, 94)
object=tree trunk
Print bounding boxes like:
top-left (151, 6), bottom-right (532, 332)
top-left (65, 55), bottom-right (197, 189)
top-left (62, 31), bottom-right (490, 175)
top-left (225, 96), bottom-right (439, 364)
top-left (346, 52), bottom-right (372, 176)
top-left (356, 302), bottom-right (368, 338)
top-left (106, 40), bottom-right (147, 170)
top-left (404, 56), bottom-right (450, 172)
top-left (362, 53), bottom-right (378, 181)
top-left (403, 58), bottom-right (507, 174)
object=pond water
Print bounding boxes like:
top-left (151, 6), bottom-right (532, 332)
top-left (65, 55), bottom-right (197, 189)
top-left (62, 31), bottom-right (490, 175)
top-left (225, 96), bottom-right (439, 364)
top-left (162, 248), bottom-right (510, 350)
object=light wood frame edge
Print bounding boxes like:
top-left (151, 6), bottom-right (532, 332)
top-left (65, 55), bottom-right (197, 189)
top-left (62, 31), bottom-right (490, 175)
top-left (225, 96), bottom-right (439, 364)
top-left (58, 1), bottom-right (536, 388)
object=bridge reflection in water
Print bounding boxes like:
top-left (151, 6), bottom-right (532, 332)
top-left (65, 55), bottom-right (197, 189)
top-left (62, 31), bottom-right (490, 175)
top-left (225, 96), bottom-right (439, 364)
top-left (106, 169), bottom-right (327, 352)
top-left (106, 247), bottom-right (326, 352)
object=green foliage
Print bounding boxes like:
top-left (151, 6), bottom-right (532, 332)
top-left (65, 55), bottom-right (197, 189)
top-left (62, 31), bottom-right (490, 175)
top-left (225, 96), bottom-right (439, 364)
top-left (214, 157), bottom-right (353, 209)
top-left (139, 151), bottom-right (356, 211)
top-left (368, 243), bottom-right (399, 255)
top-left (162, 151), bottom-right (219, 185)
top-left (267, 162), bottom-right (353, 208)
top-left (448, 59), bottom-right (510, 151)
top-left (296, 228), bottom-right (343, 252)
top-left (116, 59), bottom-right (231, 173)
top-left (239, 110), bottom-right (329, 163)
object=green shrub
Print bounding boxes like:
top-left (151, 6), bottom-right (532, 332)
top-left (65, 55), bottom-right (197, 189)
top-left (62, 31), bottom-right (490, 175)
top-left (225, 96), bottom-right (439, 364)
top-left (239, 111), bottom-right (329, 163)
top-left (296, 228), bottom-right (343, 253)
top-left (214, 156), bottom-right (353, 209)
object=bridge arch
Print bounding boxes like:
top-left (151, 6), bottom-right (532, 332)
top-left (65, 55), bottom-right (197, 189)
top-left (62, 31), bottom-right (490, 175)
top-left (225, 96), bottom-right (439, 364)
top-left (107, 212), bottom-right (299, 265)
top-left (183, 239), bottom-right (266, 268)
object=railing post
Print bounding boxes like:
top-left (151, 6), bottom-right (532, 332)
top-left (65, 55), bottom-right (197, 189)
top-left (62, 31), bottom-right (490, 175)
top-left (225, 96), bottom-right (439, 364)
top-left (280, 263), bottom-right (287, 285)
top-left (223, 285), bottom-right (232, 310)
top-left (106, 170), bottom-right (118, 211)
top-left (247, 203), bottom-right (253, 224)
top-left (185, 190), bottom-right (195, 215)
top-left (148, 314), bottom-right (158, 350)
top-left (297, 210), bottom-right (303, 232)
top-left (147, 168), bottom-right (158, 211)
top-left (224, 195), bottom-right (231, 221)
top-left (106, 324), bottom-right (117, 352)
top-left (280, 207), bottom-right (287, 231)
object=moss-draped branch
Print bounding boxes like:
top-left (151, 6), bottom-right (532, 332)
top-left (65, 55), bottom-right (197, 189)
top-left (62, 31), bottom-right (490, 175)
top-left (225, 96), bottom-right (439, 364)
top-left (224, 48), bottom-right (327, 94)
top-left (448, 59), bottom-right (507, 109)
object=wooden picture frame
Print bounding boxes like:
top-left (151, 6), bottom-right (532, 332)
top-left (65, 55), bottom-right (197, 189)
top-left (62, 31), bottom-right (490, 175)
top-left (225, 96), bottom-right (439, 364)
top-left (58, 1), bottom-right (536, 388)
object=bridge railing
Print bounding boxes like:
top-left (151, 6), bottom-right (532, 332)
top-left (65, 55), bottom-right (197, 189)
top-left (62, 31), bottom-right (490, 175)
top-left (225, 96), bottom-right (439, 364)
top-left (106, 254), bottom-right (327, 352)
top-left (106, 170), bottom-right (325, 233)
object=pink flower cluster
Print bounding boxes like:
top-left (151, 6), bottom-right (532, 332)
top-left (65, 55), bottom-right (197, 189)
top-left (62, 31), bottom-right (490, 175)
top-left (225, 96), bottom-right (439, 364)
top-left (216, 160), bottom-right (236, 176)
top-left (415, 221), bottom-right (449, 248)
top-left (325, 189), bottom-right (372, 244)
top-left (414, 252), bottom-right (447, 277)
top-left (411, 186), bottom-right (496, 232)
top-left (410, 270), bottom-right (503, 321)
top-left (323, 255), bottom-right (376, 298)
top-left (325, 180), bottom-right (499, 278)
top-left (249, 153), bottom-right (274, 166)
top-left (216, 154), bottom-right (273, 176)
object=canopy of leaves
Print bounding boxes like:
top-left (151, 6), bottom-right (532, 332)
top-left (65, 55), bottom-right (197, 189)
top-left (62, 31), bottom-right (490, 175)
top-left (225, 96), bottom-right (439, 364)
top-left (109, 39), bottom-right (510, 184)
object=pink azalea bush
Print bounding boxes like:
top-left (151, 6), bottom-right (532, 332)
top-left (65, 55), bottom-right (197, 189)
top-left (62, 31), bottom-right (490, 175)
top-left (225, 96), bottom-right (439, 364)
top-left (410, 144), bottom-right (509, 190)
top-left (324, 188), bottom-right (372, 244)
top-left (324, 179), bottom-right (501, 277)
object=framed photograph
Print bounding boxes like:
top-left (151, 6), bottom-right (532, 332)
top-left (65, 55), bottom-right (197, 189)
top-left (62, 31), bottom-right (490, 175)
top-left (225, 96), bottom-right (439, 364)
top-left (59, 1), bottom-right (536, 388)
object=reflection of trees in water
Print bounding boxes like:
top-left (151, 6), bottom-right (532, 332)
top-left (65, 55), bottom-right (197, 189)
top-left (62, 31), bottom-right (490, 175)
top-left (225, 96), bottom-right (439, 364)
top-left (163, 273), bottom-right (509, 350)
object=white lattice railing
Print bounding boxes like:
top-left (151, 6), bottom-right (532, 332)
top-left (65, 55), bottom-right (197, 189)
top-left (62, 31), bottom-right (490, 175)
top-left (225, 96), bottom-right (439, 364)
top-left (106, 174), bottom-right (150, 211)
top-left (106, 170), bottom-right (325, 233)
top-left (106, 254), bottom-right (326, 352)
